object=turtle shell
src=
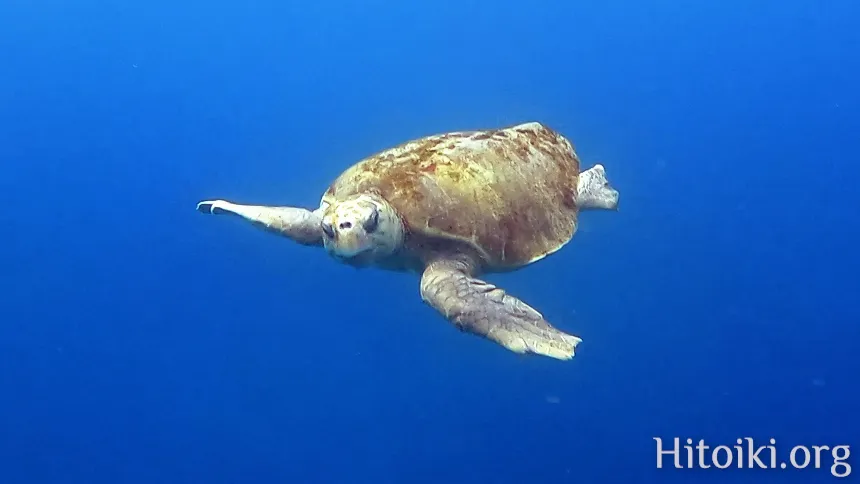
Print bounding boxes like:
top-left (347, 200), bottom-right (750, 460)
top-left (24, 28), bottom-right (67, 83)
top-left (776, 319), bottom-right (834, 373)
top-left (321, 122), bottom-right (582, 270)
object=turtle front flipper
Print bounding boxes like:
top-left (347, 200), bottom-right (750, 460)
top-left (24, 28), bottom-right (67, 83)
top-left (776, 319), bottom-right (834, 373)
top-left (419, 256), bottom-right (582, 360)
top-left (197, 200), bottom-right (324, 246)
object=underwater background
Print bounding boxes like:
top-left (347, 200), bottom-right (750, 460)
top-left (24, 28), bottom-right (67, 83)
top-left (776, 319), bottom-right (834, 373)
top-left (1, 0), bottom-right (858, 482)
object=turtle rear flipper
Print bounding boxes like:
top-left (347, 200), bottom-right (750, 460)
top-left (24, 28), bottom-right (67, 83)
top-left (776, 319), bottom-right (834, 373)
top-left (196, 200), bottom-right (324, 246)
top-left (420, 256), bottom-right (582, 360)
top-left (577, 164), bottom-right (619, 210)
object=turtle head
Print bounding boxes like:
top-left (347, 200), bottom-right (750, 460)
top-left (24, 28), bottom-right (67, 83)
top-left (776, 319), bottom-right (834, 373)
top-left (320, 193), bottom-right (404, 262)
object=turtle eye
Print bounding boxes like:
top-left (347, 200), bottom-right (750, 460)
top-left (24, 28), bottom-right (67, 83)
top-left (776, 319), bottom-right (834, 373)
top-left (321, 221), bottom-right (335, 238)
top-left (363, 207), bottom-right (379, 233)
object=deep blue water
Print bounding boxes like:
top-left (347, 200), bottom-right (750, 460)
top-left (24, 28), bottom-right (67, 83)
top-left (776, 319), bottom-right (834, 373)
top-left (2, 0), bottom-right (858, 482)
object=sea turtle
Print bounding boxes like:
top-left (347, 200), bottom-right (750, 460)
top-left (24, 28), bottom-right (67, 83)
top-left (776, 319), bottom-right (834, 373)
top-left (196, 121), bottom-right (619, 360)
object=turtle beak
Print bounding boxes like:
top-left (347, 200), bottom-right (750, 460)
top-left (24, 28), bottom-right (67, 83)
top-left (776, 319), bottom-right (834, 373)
top-left (363, 206), bottom-right (379, 233)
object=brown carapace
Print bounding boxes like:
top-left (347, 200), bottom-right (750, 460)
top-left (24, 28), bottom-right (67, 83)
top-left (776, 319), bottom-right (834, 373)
top-left (322, 121), bottom-right (581, 270)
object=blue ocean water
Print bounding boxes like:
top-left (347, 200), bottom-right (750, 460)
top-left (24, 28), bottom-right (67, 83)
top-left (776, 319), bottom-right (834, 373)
top-left (1, 0), bottom-right (858, 482)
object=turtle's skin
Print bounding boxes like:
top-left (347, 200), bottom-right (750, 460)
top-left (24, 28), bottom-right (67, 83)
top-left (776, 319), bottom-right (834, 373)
top-left (197, 122), bottom-right (619, 360)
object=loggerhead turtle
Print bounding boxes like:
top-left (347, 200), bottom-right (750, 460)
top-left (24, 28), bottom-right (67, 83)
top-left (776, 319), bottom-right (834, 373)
top-left (196, 121), bottom-right (619, 360)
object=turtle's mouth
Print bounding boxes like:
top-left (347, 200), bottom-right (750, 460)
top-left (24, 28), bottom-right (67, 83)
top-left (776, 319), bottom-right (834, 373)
top-left (331, 249), bottom-right (375, 268)
top-left (326, 238), bottom-right (375, 268)
top-left (329, 245), bottom-right (370, 259)
top-left (323, 230), bottom-right (373, 259)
